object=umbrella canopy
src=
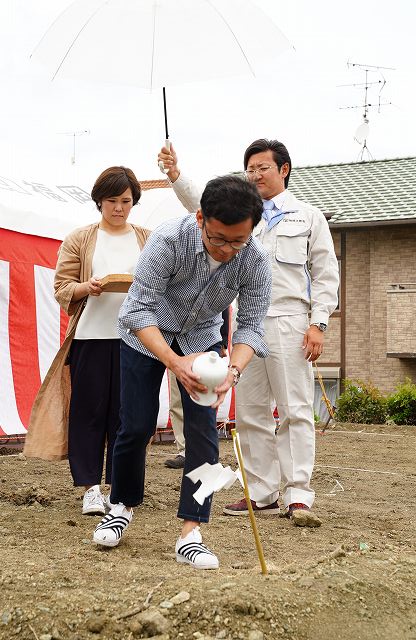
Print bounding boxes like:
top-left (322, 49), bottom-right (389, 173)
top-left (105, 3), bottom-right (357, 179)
top-left (31, 0), bottom-right (291, 90)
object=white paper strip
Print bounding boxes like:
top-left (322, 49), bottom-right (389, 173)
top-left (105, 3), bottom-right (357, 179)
top-left (186, 462), bottom-right (241, 505)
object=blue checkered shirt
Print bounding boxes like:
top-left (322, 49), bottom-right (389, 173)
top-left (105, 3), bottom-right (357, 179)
top-left (118, 215), bottom-right (271, 358)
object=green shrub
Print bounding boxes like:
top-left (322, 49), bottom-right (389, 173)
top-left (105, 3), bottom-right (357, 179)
top-left (335, 379), bottom-right (387, 424)
top-left (386, 378), bottom-right (416, 425)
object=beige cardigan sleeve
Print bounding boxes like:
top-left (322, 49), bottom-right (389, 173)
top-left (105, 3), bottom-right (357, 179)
top-left (54, 229), bottom-right (86, 316)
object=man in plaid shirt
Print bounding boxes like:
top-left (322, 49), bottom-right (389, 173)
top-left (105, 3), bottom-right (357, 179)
top-left (93, 174), bottom-right (272, 569)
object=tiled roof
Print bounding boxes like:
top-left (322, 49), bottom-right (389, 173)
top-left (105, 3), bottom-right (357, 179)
top-left (140, 159), bottom-right (416, 225)
top-left (289, 157), bottom-right (416, 226)
top-left (139, 179), bottom-right (170, 191)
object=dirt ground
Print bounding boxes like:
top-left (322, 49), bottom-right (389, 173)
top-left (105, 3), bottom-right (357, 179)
top-left (0, 422), bottom-right (415, 640)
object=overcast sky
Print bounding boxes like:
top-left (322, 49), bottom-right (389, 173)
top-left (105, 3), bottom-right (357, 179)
top-left (1, 0), bottom-right (415, 190)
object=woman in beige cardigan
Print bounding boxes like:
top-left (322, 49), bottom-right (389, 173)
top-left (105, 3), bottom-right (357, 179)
top-left (24, 166), bottom-right (150, 515)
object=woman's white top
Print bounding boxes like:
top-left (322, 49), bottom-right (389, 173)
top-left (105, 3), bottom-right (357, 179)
top-left (75, 228), bottom-right (140, 340)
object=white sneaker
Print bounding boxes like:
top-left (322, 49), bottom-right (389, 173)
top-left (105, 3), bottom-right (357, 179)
top-left (82, 486), bottom-right (106, 515)
top-left (93, 503), bottom-right (132, 547)
top-left (175, 526), bottom-right (219, 570)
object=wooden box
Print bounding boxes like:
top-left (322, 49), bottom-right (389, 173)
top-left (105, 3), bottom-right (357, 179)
top-left (100, 273), bottom-right (133, 293)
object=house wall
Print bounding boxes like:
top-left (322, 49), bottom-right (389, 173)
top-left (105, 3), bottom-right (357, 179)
top-left (368, 226), bottom-right (416, 391)
top-left (387, 287), bottom-right (416, 355)
top-left (340, 225), bottom-right (416, 393)
top-left (324, 316), bottom-right (341, 363)
top-left (344, 231), bottom-right (371, 382)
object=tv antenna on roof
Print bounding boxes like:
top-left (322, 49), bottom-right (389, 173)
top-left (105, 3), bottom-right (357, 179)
top-left (57, 129), bottom-right (90, 164)
top-left (338, 61), bottom-right (395, 161)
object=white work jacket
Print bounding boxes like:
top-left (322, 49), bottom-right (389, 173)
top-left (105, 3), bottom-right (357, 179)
top-left (171, 174), bottom-right (339, 325)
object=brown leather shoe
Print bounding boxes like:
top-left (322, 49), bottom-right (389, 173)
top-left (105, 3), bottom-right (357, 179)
top-left (281, 503), bottom-right (322, 527)
top-left (223, 497), bottom-right (280, 516)
top-left (281, 502), bottom-right (310, 518)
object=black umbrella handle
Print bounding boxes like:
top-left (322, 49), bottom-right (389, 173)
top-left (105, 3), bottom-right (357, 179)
top-left (158, 87), bottom-right (171, 174)
top-left (163, 86), bottom-right (169, 141)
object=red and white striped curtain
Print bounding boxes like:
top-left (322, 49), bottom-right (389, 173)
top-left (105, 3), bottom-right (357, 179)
top-left (0, 228), bottom-right (234, 437)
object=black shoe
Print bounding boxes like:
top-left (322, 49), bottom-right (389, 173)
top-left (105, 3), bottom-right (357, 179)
top-left (164, 454), bottom-right (185, 469)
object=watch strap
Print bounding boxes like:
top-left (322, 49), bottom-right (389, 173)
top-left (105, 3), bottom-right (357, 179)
top-left (228, 365), bottom-right (241, 386)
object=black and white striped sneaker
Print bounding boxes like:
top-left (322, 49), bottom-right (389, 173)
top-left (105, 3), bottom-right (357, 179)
top-left (175, 526), bottom-right (219, 570)
top-left (93, 503), bottom-right (132, 547)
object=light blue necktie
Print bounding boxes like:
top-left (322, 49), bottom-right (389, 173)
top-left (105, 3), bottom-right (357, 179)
top-left (262, 199), bottom-right (285, 231)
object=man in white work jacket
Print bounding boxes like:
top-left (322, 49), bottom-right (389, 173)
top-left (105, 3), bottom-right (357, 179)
top-left (158, 138), bottom-right (339, 525)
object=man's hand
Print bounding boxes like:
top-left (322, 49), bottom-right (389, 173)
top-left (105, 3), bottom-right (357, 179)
top-left (170, 353), bottom-right (208, 402)
top-left (211, 343), bottom-right (254, 408)
top-left (212, 371), bottom-right (234, 409)
top-left (302, 325), bottom-right (324, 362)
top-left (157, 143), bottom-right (180, 182)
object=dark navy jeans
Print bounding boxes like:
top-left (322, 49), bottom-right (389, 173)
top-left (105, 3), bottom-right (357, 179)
top-left (110, 340), bottom-right (220, 522)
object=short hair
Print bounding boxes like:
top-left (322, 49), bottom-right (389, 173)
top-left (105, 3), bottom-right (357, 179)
top-left (243, 139), bottom-right (292, 188)
top-left (200, 175), bottom-right (263, 228)
top-left (91, 166), bottom-right (141, 211)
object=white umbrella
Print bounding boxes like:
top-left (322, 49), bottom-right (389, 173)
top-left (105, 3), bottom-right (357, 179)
top-left (31, 0), bottom-right (291, 145)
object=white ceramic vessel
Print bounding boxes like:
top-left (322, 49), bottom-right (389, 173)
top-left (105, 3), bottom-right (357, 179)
top-left (191, 351), bottom-right (229, 406)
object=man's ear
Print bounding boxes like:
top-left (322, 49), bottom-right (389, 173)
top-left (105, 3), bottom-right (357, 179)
top-left (196, 209), bottom-right (204, 229)
top-left (280, 163), bottom-right (290, 179)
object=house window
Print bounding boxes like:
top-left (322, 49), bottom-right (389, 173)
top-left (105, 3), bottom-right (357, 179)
top-left (313, 366), bottom-right (341, 422)
top-left (314, 378), bottom-right (340, 422)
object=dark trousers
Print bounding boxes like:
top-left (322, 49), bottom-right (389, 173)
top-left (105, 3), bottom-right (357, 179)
top-left (68, 339), bottom-right (121, 486)
top-left (110, 340), bottom-right (219, 523)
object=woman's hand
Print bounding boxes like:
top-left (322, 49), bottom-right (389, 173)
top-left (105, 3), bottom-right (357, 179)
top-left (71, 277), bottom-right (103, 302)
top-left (87, 276), bottom-right (103, 296)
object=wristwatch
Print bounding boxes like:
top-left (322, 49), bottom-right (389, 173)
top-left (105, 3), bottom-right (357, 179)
top-left (228, 365), bottom-right (242, 386)
top-left (311, 322), bottom-right (327, 332)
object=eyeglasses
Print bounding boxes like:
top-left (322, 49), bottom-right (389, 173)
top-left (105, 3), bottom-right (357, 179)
top-left (244, 165), bottom-right (275, 178)
top-left (203, 222), bottom-right (249, 250)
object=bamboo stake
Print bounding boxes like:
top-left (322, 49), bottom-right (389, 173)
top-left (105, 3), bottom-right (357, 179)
top-left (314, 362), bottom-right (336, 433)
top-left (231, 428), bottom-right (267, 575)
